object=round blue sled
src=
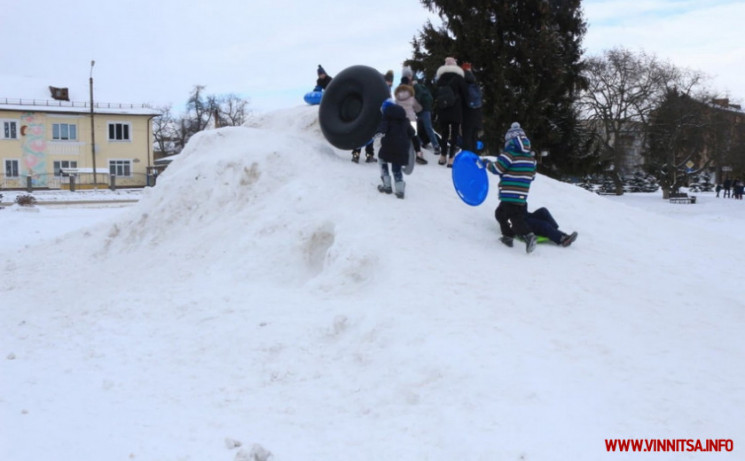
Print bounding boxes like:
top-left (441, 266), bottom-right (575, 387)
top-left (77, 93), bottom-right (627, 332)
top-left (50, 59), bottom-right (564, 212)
top-left (304, 90), bottom-right (323, 105)
top-left (451, 150), bottom-right (489, 206)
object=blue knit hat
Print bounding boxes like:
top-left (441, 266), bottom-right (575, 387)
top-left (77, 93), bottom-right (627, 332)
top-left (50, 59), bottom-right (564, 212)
top-left (380, 98), bottom-right (395, 113)
top-left (505, 122), bottom-right (526, 142)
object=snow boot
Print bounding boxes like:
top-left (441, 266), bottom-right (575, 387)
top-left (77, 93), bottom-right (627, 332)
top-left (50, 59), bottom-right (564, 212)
top-left (394, 180), bottom-right (406, 199)
top-left (351, 151), bottom-right (360, 163)
top-left (500, 236), bottom-right (514, 248)
top-left (377, 175), bottom-right (392, 194)
top-left (560, 231), bottom-right (578, 247)
top-left (365, 154), bottom-right (377, 163)
top-left (523, 232), bottom-right (537, 254)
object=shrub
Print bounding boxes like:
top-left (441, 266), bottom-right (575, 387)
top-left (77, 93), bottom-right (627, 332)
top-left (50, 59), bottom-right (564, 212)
top-left (15, 195), bottom-right (37, 206)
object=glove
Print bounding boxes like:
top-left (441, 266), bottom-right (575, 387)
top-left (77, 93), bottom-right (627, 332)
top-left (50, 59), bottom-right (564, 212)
top-left (479, 158), bottom-right (492, 168)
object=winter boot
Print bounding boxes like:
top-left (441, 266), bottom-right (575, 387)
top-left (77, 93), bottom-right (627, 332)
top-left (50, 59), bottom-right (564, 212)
top-left (366, 154), bottom-right (377, 163)
top-left (500, 236), bottom-right (514, 248)
top-left (415, 152), bottom-right (428, 165)
top-left (351, 150), bottom-right (360, 163)
top-left (523, 233), bottom-right (538, 254)
top-left (560, 231), bottom-right (578, 247)
top-left (377, 175), bottom-right (392, 194)
top-left (394, 180), bottom-right (406, 199)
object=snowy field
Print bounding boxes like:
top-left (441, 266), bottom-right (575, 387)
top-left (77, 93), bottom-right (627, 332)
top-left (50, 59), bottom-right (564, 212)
top-left (2, 106), bottom-right (744, 461)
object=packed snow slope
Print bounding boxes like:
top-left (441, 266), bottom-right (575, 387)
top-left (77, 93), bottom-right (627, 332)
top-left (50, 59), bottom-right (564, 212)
top-left (2, 105), bottom-right (744, 461)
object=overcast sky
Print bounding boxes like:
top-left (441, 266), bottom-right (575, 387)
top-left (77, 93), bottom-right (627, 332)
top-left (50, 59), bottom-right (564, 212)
top-left (2, 0), bottom-right (744, 114)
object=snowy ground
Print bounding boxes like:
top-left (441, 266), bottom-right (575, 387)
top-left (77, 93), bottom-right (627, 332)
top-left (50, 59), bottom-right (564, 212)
top-left (2, 106), bottom-right (744, 461)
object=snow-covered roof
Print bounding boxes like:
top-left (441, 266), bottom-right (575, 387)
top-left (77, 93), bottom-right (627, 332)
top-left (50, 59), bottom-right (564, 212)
top-left (0, 99), bottom-right (161, 116)
top-left (0, 73), bottom-right (161, 116)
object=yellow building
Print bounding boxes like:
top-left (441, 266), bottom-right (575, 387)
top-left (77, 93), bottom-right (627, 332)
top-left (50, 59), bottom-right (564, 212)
top-left (1, 87), bottom-right (160, 190)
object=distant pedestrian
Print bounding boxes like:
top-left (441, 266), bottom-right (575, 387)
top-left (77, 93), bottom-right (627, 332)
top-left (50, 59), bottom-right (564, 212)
top-left (733, 178), bottom-right (744, 200)
top-left (723, 178), bottom-right (732, 198)
top-left (716, 183), bottom-right (722, 198)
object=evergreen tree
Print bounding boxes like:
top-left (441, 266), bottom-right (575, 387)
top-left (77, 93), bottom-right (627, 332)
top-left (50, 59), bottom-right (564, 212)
top-left (408, 0), bottom-right (586, 175)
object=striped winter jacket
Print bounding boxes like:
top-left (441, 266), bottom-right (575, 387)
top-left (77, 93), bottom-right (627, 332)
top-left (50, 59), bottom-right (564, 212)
top-left (486, 137), bottom-right (537, 204)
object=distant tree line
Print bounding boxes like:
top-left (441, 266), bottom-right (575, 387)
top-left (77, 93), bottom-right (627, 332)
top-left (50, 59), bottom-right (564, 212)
top-left (153, 85), bottom-right (250, 157)
top-left (407, 0), bottom-right (745, 195)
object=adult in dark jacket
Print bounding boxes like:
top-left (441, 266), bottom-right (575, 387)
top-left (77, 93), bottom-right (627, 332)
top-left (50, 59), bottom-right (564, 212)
top-left (461, 63), bottom-right (483, 154)
top-left (434, 57), bottom-right (469, 167)
top-left (377, 101), bottom-right (415, 199)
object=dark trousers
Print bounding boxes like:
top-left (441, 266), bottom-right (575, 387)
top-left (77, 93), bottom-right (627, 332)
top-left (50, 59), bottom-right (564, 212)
top-left (495, 202), bottom-right (532, 237)
top-left (525, 207), bottom-right (563, 244)
top-left (438, 121), bottom-right (460, 157)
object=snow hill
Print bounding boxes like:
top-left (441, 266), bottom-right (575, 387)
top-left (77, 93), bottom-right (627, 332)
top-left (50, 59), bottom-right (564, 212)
top-left (2, 105), bottom-right (744, 461)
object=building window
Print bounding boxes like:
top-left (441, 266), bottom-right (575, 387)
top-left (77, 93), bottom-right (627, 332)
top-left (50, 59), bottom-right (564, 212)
top-left (109, 160), bottom-right (131, 177)
top-left (108, 122), bottom-right (131, 141)
top-left (52, 123), bottom-right (77, 141)
top-left (2, 120), bottom-right (18, 139)
top-left (53, 160), bottom-right (78, 176)
top-left (4, 159), bottom-right (19, 177)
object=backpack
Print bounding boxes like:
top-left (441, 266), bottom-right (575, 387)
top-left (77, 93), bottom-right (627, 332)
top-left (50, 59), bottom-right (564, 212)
top-left (436, 85), bottom-right (457, 109)
top-left (467, 82), bottom-right (483, 109)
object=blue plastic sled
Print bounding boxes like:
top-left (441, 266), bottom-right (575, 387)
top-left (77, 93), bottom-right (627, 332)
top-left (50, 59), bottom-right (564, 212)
top-left (304, 90), bottom-right (323, 105)
top-left (452, 150), bottom-right (489, 206)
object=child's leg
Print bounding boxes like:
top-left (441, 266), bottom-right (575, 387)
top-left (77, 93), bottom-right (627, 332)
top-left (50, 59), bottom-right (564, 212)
top-left (378, 162), bottom-right (392, 193)
top-left (392, 163), bottom-right (405, 199)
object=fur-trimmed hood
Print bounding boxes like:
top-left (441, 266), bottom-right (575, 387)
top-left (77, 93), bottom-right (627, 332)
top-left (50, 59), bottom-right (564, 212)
top-left (436, 64), bottom-right (464, 81)
top-left (394, 84), bottom-right (415, 101)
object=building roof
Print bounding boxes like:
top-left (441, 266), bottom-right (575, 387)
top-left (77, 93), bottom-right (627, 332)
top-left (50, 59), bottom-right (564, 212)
top-left (0, 73), bottom-right (161, 116)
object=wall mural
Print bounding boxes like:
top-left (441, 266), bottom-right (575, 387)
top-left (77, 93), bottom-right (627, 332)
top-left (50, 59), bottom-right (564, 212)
top-left (20, 112), bottom-right (47, 186)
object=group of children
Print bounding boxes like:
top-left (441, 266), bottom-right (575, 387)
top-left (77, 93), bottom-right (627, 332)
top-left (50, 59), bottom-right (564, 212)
top-left (315, 62), bottom-right (578, 252)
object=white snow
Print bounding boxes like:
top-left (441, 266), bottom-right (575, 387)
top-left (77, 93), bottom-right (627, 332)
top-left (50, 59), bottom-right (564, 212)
top-left (1, 105), bottom-right (744, 461)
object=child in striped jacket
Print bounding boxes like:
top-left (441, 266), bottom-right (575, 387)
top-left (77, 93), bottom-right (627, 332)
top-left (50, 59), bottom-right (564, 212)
top-left (483, 122), bottom-right (538, 253)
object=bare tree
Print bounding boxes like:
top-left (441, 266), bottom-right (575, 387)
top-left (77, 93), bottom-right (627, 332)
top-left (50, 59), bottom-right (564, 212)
top-left (152, 105), bottom-right (179, 157)
top-left (215, 94), bottom-right (250, 127)
top-left (578, 48), bottom-right (704, 194)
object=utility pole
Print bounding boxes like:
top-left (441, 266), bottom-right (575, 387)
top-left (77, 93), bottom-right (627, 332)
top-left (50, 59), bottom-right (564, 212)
top-left (90, 60), bottom-right (97, 188)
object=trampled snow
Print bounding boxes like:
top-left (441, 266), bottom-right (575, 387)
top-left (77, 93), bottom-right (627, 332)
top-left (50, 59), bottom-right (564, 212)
top-left (2, 105), bottom-right (744, 460)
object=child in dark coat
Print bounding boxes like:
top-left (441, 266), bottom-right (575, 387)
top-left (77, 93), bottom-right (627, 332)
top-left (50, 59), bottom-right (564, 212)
top-left (377, 100), bottom-right (415, 199)
top-left (315, 65), bottom-right (332, 91)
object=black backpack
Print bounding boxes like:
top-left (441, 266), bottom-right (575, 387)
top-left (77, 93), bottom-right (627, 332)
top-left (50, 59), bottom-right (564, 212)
top-left (436, 85), bottom-right (457, 109)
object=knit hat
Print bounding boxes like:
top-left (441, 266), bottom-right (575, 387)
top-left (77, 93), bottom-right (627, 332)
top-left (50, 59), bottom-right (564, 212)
top-left (402, 65), bottom-right (414, 80)
top-left (317, 65), bottom-right (326, 76)
top-left (505, 122), bottom-right (526, 142)
top-left (400, 76), bottom-right (410, 85)
top-left (380, 98), bottom-right (395, 113)
top-left (384, 70), bottom-right (394, 83)
top-left (444, 57), bottom-right (457, 66)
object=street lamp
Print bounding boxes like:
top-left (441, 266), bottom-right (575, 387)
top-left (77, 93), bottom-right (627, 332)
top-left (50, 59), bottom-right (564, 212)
top-left (89, 60), bottom-right (97, 188)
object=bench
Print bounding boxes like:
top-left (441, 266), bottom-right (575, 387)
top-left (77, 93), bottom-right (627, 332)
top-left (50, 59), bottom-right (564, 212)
top-left (669, 193), bottom-right (696, 204)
